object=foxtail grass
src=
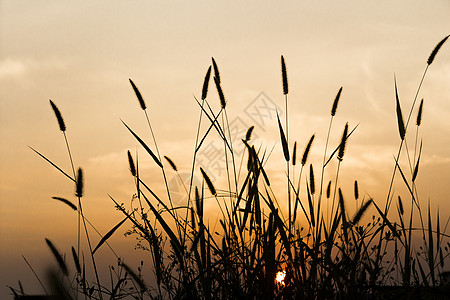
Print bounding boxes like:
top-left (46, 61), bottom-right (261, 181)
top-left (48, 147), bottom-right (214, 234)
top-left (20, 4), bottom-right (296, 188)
top-left (22, 35), bottom-right (450, 300)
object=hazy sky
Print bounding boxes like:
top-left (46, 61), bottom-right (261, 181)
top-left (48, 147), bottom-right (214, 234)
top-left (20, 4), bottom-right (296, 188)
top-left (1, 1), bottom-right (450, 297)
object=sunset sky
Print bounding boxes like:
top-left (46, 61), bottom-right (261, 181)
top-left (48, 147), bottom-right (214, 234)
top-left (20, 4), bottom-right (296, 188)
top-left (1, 1), bottom-right (450, 297)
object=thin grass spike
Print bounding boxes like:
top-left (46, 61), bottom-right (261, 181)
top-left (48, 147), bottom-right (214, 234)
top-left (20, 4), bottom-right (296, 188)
top-left (120, 262), bottom-right (147, 291)
top-left (394, 76), bottom-right (406, 140)
top-left (71, 246), bottom-right (81, 274)
top-left (200, 167), bottom-right (217, 196)
top-left (245, 126), bottom-right (254, 141)
top-left (398, 196), bottom-right (404, 216)
top-left (211, 57), bottom-right (220, 83)
top-left (412, 140), bottom-right (422, 182)
top-left (45, 238), bottom-right (68, 276)
top-left (416, 99), bottom-right (424, 126)
top-left (202, 66), bottom-right (212, 100)
top-left (352, 199), bottom-right (373, 224)
top-left (129, 79), bottom-right (147, 110)
top-left (427, 35), bottom-right (449, 65)
top-left (164, 156), bottom-right (178, 172)
top-left (75, 168), bottom-right (83, 198)
top-left (92, 217), bottom-right (128, 254)
top-left (301, 134), bottom-right (315, 166)
top-left (277, 112), bottom-right (289, 162)
top-left (49, 100), bottom-right (66, 132)
top-left (127, 150), bottom-right (136, 176)
top-left (281, 55), bottom-right (288, 95)
top-left (331, 87), bottom-right (343, 116)
top-left (52, 197), bottom-right (77, 211)
top-left (309, 164), bottom-right (315, 195)
top-left (292, 141), bottom-right (297, 166)
top-left (214, 76), bottom-right (226, 109)
top-left (337, 123), bottom-right (349, 161)
top-left (326, 181), bottom-right (331, 199)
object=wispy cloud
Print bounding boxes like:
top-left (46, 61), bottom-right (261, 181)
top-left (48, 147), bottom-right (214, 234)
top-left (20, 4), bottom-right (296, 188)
top-left (0, 59), bottom-right (28, 78)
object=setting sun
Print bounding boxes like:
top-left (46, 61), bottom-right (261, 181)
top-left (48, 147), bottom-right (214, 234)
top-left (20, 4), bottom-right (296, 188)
top-left (276, 270), bottom-right (286, 286)
top-left (1, 1), bottom-right (449, 299)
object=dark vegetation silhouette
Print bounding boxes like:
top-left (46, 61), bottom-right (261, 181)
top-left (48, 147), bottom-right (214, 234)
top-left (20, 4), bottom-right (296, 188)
top-left (9, 35), bottom-right (450, 299)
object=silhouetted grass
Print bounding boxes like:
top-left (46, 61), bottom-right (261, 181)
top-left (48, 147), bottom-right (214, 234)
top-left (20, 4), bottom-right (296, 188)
top-left (11, 36), bottom-right (450, 300)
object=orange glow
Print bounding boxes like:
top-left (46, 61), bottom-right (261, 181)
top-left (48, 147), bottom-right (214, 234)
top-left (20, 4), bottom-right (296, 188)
top-left (276, 270), bottom-right (286, 286)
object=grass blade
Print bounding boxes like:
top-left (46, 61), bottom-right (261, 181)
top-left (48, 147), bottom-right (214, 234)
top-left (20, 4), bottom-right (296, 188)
top-left (428, 201), bottom-right (435, 285)
top-left (71, 246), bottom-right (81, 275)
top-left (394, 76), bottom-right (406, 140)
top-left (412, 140), bottom-right (422, 182)
top-left (29, 146), bottom-right (75, 182)
top-left (52, 197), bottom-right (77, 211)
top-left (277, 112), bottom-right (289, 162)
top-left (45, 238), bottom-right (69, 276)
top-left (122, 121), bottom-right (163, 168)
top-left (92, 216), bottom-right (128, 254)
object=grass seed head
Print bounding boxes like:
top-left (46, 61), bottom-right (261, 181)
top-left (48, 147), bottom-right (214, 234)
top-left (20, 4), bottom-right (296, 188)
top-left (49, 100), bottom-right (66, 132)
top-left (45, 238), bottom-right (69, 276)
top-left (200, 167), bottom-right (216, 196)
top-left (127, 150), bottom-right (136, 177)
top-left (394, 77), bottom-right (406, 140)
top-left (214, 76), bottom-right (226, 109)
top-left (309, 164), bottom-right (315, 195)
top-left (292, 141), bottom-right (297, 166)
top-left (75, 168), bottom-right (84, 198)
top-left (129, 79), bottom-right (147, 110)
top-left (427, 35), bottom-right (449, 65)
top-left (164, 156), bottom-right (178, 172)
top-left (337, 123), bottom-right (349, 161)
top-left (245, 126), bottom-right (254, 142)
top-left (211, 57), bottom-right (220, 83)
top-left (301, 134), bottom-right (315, 166)
top-left (201, 66), bottom-right (212, 100)
top-left (416, 98), bottom-right (424, 126)
top-left (354, 180), bottom-right (359, 200)
top-left (331, 87), bottom-right (343, 116)
top-left (281, 55), bottom-right (288, 95)
top-left (52, 197), bottom-right (77, 211)
top-left (398, 196), bottom-right (404, 216)
top-left (326, 180), bottom-right (332, 199)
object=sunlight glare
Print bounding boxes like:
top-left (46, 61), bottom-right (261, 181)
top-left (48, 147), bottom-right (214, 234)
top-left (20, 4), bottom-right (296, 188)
top-left (276, 270), bottom-right (286, 286)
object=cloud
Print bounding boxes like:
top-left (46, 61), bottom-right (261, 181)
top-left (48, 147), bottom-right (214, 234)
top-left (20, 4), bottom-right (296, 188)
top-left (0, 59), bottom-right (27, 78)
top-left (423, 154), bottom-right (450, 166)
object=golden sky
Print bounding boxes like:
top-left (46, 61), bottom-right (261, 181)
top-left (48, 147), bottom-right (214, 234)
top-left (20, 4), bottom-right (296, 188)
top-left (1, 1), bottom-right (450, 297)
